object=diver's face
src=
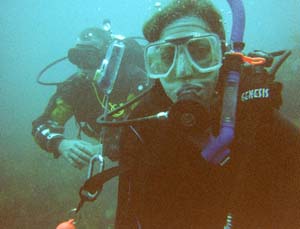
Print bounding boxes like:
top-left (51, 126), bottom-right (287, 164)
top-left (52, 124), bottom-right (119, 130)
top-left (157, 17), bottom-right (221, 103)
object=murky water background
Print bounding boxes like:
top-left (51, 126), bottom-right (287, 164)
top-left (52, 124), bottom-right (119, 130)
top-left (1, 0), bottom-right (299, 228)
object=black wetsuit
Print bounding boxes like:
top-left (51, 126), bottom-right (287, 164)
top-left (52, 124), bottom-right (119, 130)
top-left (115, 81), bottom-right (300, 229)
top-left (32, 38), bottom-right (148, 160)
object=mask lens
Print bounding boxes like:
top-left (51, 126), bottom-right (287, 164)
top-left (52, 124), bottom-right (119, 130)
top-left (68, 45), bottom-right (102, 69)
top-left (187, 36), bottom-right (221, 70)
top-left (145, 34), bottom-right (222, 78)
top-left (145, 43), bottom-right (175, 78)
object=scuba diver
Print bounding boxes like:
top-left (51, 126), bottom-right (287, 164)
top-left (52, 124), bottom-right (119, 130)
top-left (102, 0), bottom-right (300, 228)
top-left (32, 24), bottom-right (151, 169)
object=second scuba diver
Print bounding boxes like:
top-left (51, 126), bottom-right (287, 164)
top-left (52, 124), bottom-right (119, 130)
top-left (32, 26), bottom-right (150, 169)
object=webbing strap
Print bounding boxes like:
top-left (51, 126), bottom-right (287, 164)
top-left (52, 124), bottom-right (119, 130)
top-left (80, 165), bottom-right (126, 194)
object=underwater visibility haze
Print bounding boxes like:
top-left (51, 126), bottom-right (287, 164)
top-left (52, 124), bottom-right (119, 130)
top-left (0, 0), bottom-right (299, 228)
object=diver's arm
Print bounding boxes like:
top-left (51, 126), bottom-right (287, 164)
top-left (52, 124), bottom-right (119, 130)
top-left (32, 112), bottom-right (101, 169)
top-left (271, 110), bottom-right (300, 226)
top-left (273, 109), bottom-right (300, 153)
top-left (32, 119), bottom-right (65, 157)
top-left (32, 73), bottom-right (83, 157)
top-left (32, 94), bottom-right (73, 158)
top-left (32, 78), bottom-right (102, 168)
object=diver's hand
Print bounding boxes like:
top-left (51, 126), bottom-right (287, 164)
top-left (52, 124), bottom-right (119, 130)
top-left (58, 139), bottom-right (102, 169)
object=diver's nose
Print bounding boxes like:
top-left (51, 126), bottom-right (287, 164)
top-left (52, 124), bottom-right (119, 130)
top-left (175, 49), bottom-right (193, 78)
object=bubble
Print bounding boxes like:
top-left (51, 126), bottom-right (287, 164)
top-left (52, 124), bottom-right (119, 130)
top-left (154, 2), bottom-right (161, 8)
top-left (154, 1), bottom-right (162, 11)
top-left (138, 84), bottom-right (144, 91)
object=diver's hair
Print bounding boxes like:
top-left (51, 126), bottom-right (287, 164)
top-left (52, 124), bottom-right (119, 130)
top-left (143, 0), bottom-right (225, 42)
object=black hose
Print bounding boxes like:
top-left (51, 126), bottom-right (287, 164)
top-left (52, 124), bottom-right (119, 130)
top-left (36, 56), bottom-right (68, 86)
top-left (97, 86), bottom-right (152, 120)
top-left (97, 113), bottom-right (165, 127)
top-left (269, 50), bottom-right (292, 77)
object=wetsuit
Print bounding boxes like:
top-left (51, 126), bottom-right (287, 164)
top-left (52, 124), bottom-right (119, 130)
top-left (115, 79), bottom-right (300, 228)
top-left (32, 38), bottom-right (148, 160)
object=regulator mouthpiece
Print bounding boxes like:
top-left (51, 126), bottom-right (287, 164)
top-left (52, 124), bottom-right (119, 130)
top-left (168, 89), bottom-right (210, 133)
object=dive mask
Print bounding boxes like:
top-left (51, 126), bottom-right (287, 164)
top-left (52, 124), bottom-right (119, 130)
top-left (68, 45), bottom-right (104, 69)
top-left (68, 27), bottom-right (111, 69)
top-left (144, 33), bottom-right (222, 78)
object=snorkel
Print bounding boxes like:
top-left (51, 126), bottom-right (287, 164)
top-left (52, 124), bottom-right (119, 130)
top-left (201, 0), bottom-right (245, 165)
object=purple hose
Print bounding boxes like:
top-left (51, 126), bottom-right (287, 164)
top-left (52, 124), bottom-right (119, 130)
top-left (227, 0), bottom-right (245, 51)
top-left (201, 0), bottom-right (245, 165)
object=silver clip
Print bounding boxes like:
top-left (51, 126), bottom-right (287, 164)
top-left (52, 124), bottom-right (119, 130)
top-left (68, 208), bottom-right (81, 224)
top-left (87, 153), bottom-right (104, 180)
